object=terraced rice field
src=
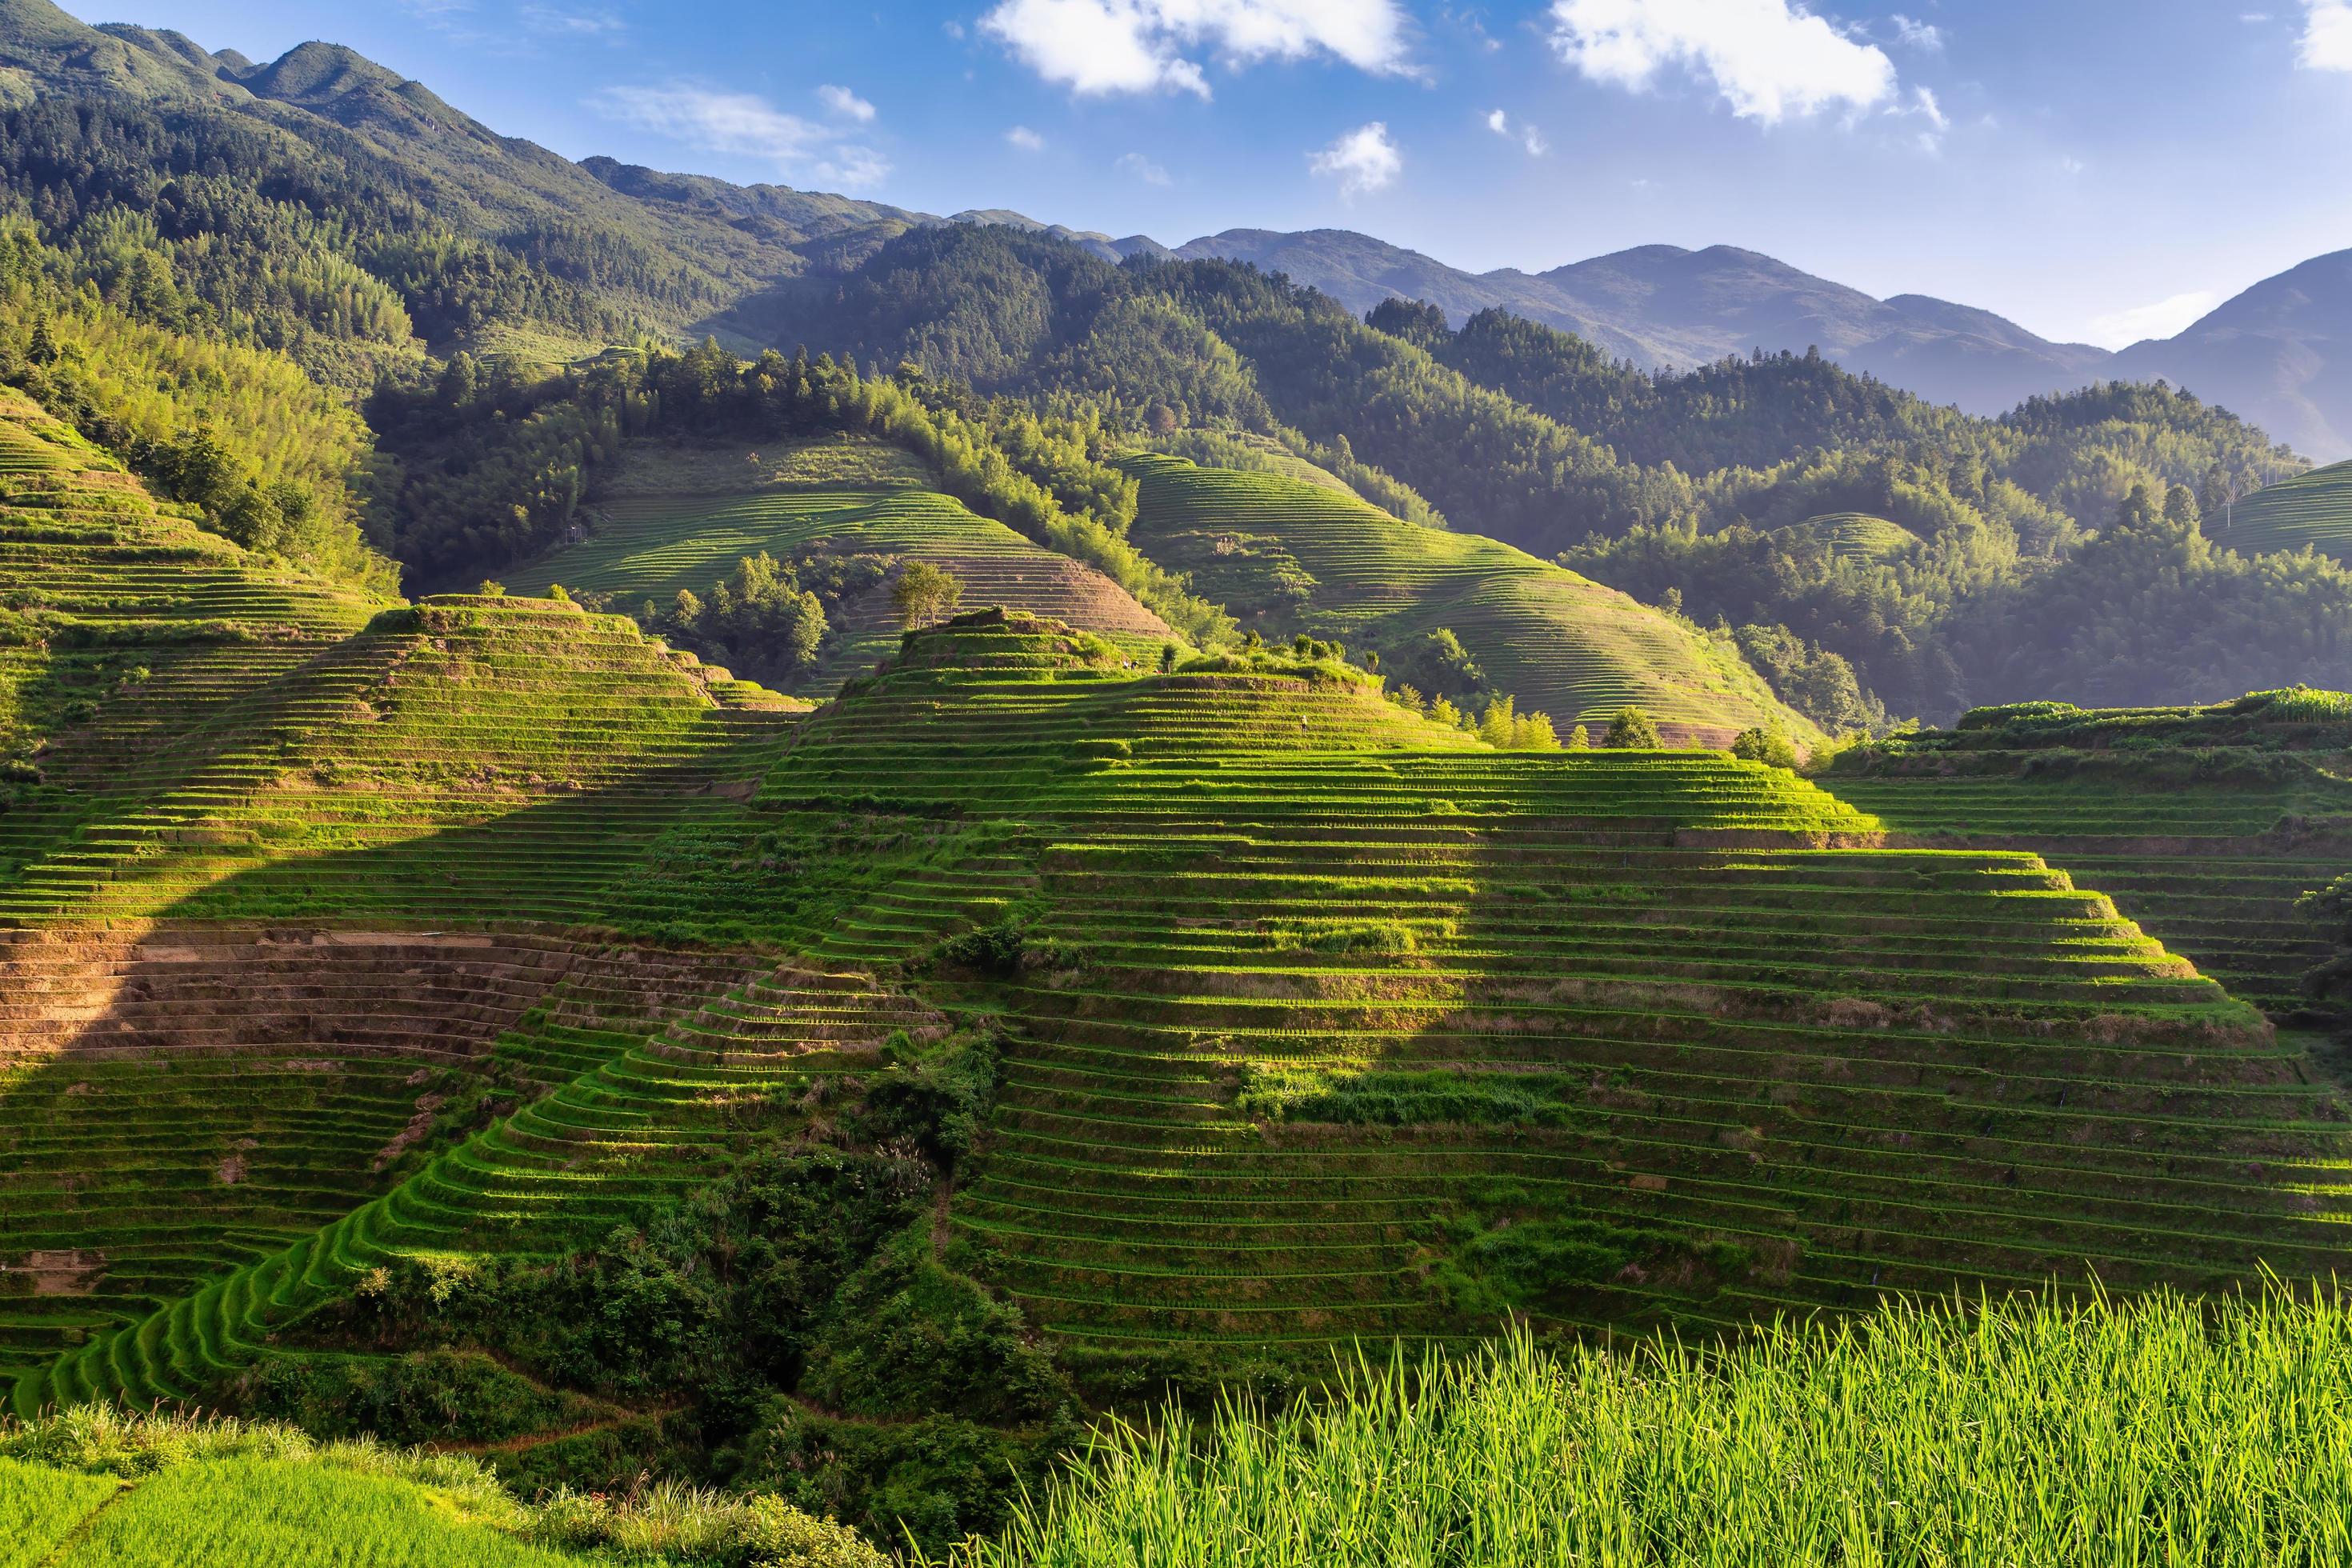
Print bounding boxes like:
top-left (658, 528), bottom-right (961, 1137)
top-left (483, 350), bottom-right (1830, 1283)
top-left (10, 386), bottom-right (2352, 1422)
top-left (2218, 458), bottom-right (2352, 562)
top-left (1772, 511), bottom-right (1916, 562)
top-left (1120, 453), bottom-right (1807, 745)
top-left (1826, 771), bottom-right (2351, 1018)
top-left (0, 390), bottom-right (384, 887)
top-left (17, 610), bottom-right (2352, 1406)
top-left (759, 615), bottom-right (2348, 1355)
top-left (502, 438), bottom-right (1170, 689)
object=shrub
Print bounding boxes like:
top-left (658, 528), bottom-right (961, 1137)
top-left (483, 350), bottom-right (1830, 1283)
top-left (1730, 726), bottom-right (1801, 769)
top-left (1604, 706), bottom-right (1662, 748)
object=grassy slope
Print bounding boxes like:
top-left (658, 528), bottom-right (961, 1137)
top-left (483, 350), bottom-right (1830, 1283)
top-left (1773, 511), bottom-right (1917, 562)
top-left (0, 387), bottom-right (386, 885)
top-left (944, 1298), bottom-right (2352, 1567)
top-left (21, 609), bottom-right (2338, 1418)
top-left (1822, 690), bottom-right (2352, 1017)
top-left (2220, 458), bottom-right (2352, 562)
top-left (1118, 452), bottom-right (1816, 745)
top-left (5, 412), bottom-right (2350, 1482)
top-left (0, 1406), bottom-right (886, 1566)
top-left (502, 435), bottom-right (1173, 689)
top-left (759, 614), bottom-right (2338, 1361)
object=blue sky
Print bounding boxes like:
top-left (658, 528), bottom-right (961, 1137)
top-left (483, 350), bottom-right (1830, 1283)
top-left (82, 0), bottom-right (2352, 348)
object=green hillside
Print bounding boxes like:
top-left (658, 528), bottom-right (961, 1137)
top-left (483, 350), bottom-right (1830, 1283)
top-left (761, 617), bottom-right (2338, 1356)
top-left (0, 1407), bottom-right (884, 1566)
top-left (502, 437), bottom-right (1173, 690)
top-left (2220, 458), bottom-right (2352, 562)
top-left (1118, 452), bottom-right (1814, 744)
top-left (1773, 511), bottom-right (1917, 562)
top-left (1825, 690), bottom-right (2352, 1017)
top-left (8, 373), bottom-right (2352, 1549)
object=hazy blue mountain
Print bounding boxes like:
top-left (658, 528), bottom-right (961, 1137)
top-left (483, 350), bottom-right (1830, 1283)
top-left (1174, 228), bottom-right (2114, 416)
top-left (2113, 250), bottom-right (2352, 462)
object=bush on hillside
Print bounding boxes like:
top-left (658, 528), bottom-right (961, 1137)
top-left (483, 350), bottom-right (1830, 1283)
top-left (1730, 726), bottom-right (1802, 770)
top-left (1604, 706), bottom-right (1662, 748)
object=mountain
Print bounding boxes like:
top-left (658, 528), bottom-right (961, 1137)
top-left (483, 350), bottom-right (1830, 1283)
top-left (2113, 250), bottom-right (2352, 463)
top-left (1174, 228), bottom-right (2116, 417)
top-left (1178, 227), bottom-right (2352, 463)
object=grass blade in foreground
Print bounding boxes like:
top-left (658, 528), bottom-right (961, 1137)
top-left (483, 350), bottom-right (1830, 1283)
top-left (938, 1287), bottom-right (2352, 1567)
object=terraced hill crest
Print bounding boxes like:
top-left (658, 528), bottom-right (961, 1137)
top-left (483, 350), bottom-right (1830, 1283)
top-left (1826, 689), bottom-right (2352, 1018)
top-left (502, 435), bottom-right (1173, 692)
top-left (2221, 458), bottom-right (2352, 562)
top-left (1117, 452), bottom-right (1815, 746)
top-left (749, 614), bottom-right (2341, 1358)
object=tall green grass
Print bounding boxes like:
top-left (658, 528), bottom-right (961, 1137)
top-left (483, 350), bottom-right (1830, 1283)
top-left (938, 1286), bottom-right (2352, 1566)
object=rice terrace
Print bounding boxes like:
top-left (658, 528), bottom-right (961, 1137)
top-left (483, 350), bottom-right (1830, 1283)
top-left (14, 0), bottom-right (2352, 1562)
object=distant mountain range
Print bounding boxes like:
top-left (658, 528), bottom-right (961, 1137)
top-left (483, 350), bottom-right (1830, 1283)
top-left (1148, 229), bottom-right (2352, 462)
top-left (6, 0), bottom-right (2348, 459)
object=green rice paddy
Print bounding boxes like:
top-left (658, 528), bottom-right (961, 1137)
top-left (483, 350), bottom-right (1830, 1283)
top-left (2219, 458), bottom-right (2352, 562)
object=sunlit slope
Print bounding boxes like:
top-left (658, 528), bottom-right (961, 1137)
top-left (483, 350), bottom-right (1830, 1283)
top-left (2221, 458), bottom-right (2352, 562)
top-left (0, 595), bottom-right (796, 930)
top-left (1118, 452), bottom-right (1812, 745)
top-left (502, 437), bottom-right (1171, 686)
top-left (771, 614), bottom-right (2335, 1353)
top-left (16, 611), bottom-right (2351, 1415)
top-left (0, 1441), bottom-right (639, 1567)
top-left (1826, 690), bottom-right (2352, 1018)
top-left (0, 390), bottom-right (383, 884)
top-left (1774, 511), bottom-right (1917, 562)
top-left (0, 590), bottom-right (812, 1398)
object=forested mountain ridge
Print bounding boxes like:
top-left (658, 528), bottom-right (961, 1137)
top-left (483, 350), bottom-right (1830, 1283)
top-left (1174, 228), bottom-right (2115, 416)
top-left (0, 0), bottom-right (921, 380)
top-left (762, 221), bottom-right (2342, 722)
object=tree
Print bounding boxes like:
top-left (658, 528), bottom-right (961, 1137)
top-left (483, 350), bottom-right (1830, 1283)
top-left (2298, 874), bottom-right (2352, 1004)
top-left (1730, 726), bottom-right (1800, 769)
top-left (1566, 724), bottom-right (1590, 750)
top-left (890, 560), bottom-right (964, 628)
top-left (1604, 706), bottom-right (1662, 748)
top-left (1158, 642), bottom-right (1179, 673)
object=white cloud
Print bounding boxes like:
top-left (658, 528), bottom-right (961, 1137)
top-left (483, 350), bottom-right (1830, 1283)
top-left (590, 83), bottom-right (890, 187)
top-left (521, 3), bottom-right (624, 34)
top-left (1890, 14), bottom-right (1942, 50)
top-left (1548, 0), bottom-right (1898, 123)
top-left (1006, 125), bottom-right (1047, 150)
top-left (1309, 120), bottom-right (1401, 197)
top-left (1116, 150), bottom-right (1172, 184)
top-left (817, 84), bottom-right (876, 122)
top-left (1486, 107), bottom-right (1547, 154)
top-left (2302, 1), bottom-right (2352, 67)
top-left (2058, 154), bottom-right (2085, 174)
top-left (2086, 290), bottom-right (2220, 350)
top-left (980, 0), bottom-right (1413, 98)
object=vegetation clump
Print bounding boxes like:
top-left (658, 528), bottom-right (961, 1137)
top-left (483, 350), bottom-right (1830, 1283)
top-left (938, 1290), bottom-right (2352, 1566)
top-left (1604, 704), bottom-right (1664, 748)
